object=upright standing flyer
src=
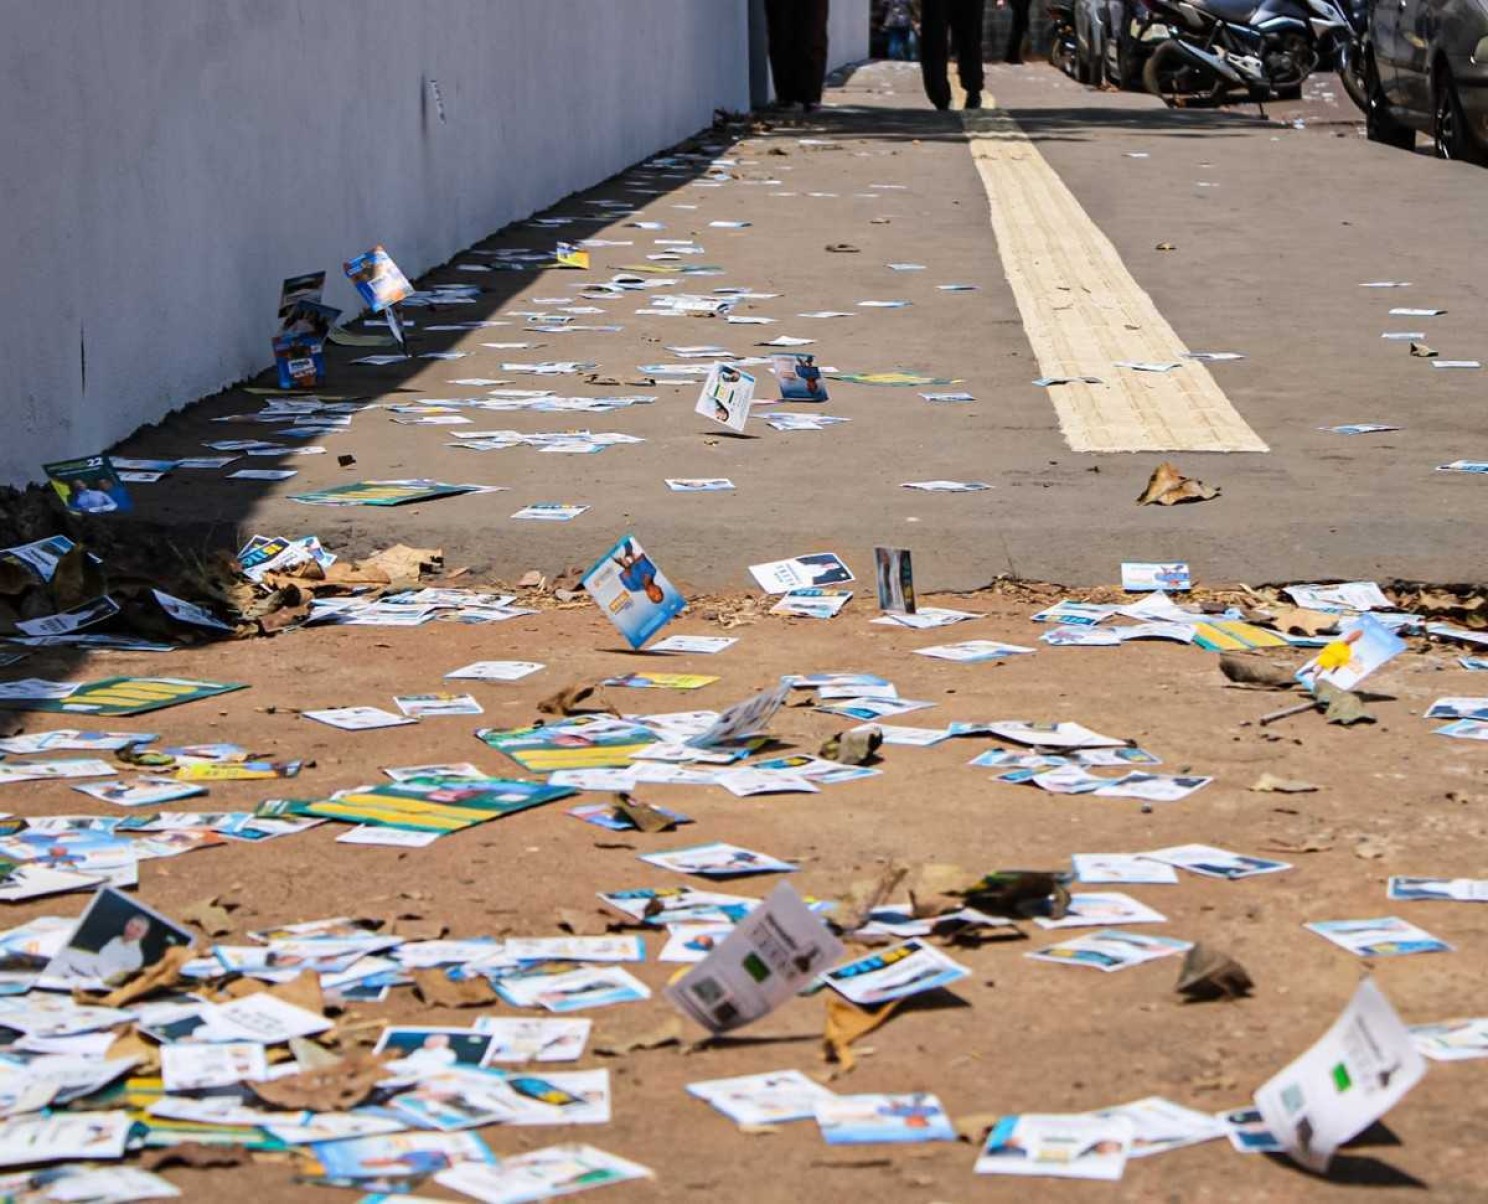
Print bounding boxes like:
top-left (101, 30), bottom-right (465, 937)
top-left (695, 363), bottom-right (756, 432)
top-left (343, 245), bottom-right (413, 313)
top-left (581, 535), bottom-right (685, 650)
top-left (874, 546), bottom-right (916, 614)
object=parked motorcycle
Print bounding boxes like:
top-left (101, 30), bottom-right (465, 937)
top-left (1140, 0), bottom-right (1351, 104)
top-left (1332, 0), bottom-right (1369, 114)
top-left (1048, 0), bottom-right (1081, 77)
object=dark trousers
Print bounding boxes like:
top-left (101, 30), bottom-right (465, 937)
top-left (1004, 0), bottom-right (1031, 62)
top-left (919, 0), bottom-right (986, 108)
top-left (763, 0), bottom-right (830, 105)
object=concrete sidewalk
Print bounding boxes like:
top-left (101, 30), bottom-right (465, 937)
top-left (115, 61), bottom-right (1488, 590)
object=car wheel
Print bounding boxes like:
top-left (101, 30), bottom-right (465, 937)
top-left (1433, 65), bottom-right (1487, 163)
top-left (1364, 52), bottom-right (1415, 149)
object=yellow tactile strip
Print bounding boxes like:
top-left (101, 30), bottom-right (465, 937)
top-left (961, 104), bottom-right (1268, 453)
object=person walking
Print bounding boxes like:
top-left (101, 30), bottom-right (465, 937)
top-left (918, 0), bottom-right (986, 109)
top-left (998, 0), bottom-right (1031, 63)
top-left (882, 0), bottom-right (917, 60)
top-left (763, 0), bottom-right (831, 111)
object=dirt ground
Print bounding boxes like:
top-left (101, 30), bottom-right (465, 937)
top-left (4, 585), bottom-right (1485, 1202)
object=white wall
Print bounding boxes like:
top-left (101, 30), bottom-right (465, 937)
top-left (829, 0), bottom-right (872, 70)
top-left (0, 0), bottom-right (751, 487)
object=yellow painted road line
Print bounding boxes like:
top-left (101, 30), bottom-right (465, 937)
top-left (961, 103), bottom-right (1268, 453)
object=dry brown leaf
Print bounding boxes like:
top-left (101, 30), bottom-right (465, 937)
top-left (1136, 461), bottom-right (1219, 506)
top-left (97, 943), bottom-right (197, 1008)
top-left (1270, 606), bottom-right (1340, 637)
top-left (50, 544), bottom-right (108, 612)
top-left (1175, 943), bottom-right (1254, 1001)
top-left (594, 1016), bottom-right (684, 1057)
top-left (249, 1051), bottom-right (389, 1112)
top-left (1218, 653), bottom-right (1296, 690)
top-left (1317, 683), bottom-right (1373, 726)
top-left (266, 970), bottom-right (325, 1015)
top-left (105, 1030), bottom-right (160, 1076)
top-left (1250, 773), bottom-right (1319, 794)
top-left (288, 1037), bottom-right (341, 1071)
top-left (1410, 341), bottom-right (1437, 358)
top-left (140, 1143), bottom-right (248, 1171)
top-left (180, 896), bottom-right (236, 938)
top-left (537, 682), bottom-right (617, 718)
top-left (905, 863), bottom-right (981, 917)
top-left (835, 863), bottom-right (909, 933)
top-left (954, 1112), bottom-right (1002, 1143)
top-left (1263, 834), bottom-right (1334, 853)
top-left (556, 908), bottom-right (618, 936)
top-left (360, 544), bottom-right (443, 582)
top-left (412, 968), bottom-right (498, 1008)
top-left (823, 994), bottom-right (902, 1072)
top-left (612, 795), bottom-right (677, 833)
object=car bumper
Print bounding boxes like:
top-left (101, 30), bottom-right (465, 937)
top-left (1453, 56), bottom-right (1488, 146)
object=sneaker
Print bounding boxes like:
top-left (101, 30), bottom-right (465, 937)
top-left (965, 91), bottom-right (983, 109)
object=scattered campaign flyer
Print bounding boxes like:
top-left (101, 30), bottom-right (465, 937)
top-left (512, 503), bottom-right (590, 522)
top-left (666, 883), bottom-right (843, 1034)
top-left (1434, 719), bottom-right (1488, 741)
top-left (309, 1131), bottom-right (494, 1182)
top-left (498, 967), bottom-right (652, 1013)
top-left (986, 721), bottom-right (1126, 749)
top-left (42, 456), bottom-right (132, 516)
top-left (900, 480), bottom-right (990, 491)
top-left (822, 939), bottom-right (969, 1006)
top-left (873, 546), bottom-right (915, 614)
top-left (302, 706), bottom-right (417, 731)
top-left (1305, 916), bottom-right (1453, 957)
top-left (687, 680), bottom-right (789, 747)
top-left (814, 1093), bottom-right (956, 1145)
top-left (749, 552), bottom-right (854, 594)
top-left (694, 362), bottom-right (756, 432)
top-left (1424, 696), bottom-right (1488, 720)
top-left (1409, 1017), bottom-right (1488, 1061)
top-left (436, 1144), bottom-right (653, 1203)
top-left (555, 240), bottom-right (591, 269)
top-left (1121, 562), bottom-right (1190, 592)
top-left (161, 1042), bottom-right (266, 1092)
top-left (1254, 978), bottom-right (1425, 1173)
top-left (1388, 876), bottom-right (1488, 902)
top-left (975, 1114), bottom-right (1134, 1180)
top-left (40, 887), bottom-right (195, 990)
top-left (914, 640), bottom-right (1035, 663)
top-left (0, 1113), bottom-right (134, 1168)
top-left (1034, 892), bottom-right (1168, 930)
top-left (1145, 844), bottom-right (1291, 880)
top-left (1092, 1096), bottom-right (1227, 1158)
top-left (1027, 929), bottom-right (1192, 972)
top-left (394, 693), bottom-right (483, 718)
top-left (1283, 581), bottom-right (1392, 611)
top-left (343, 245), bottom-right (413, 313)
top-left (1072, 854), bottom-right (1179, 885)
top-left (687, 1069), bottom-right (838, 1125)
top-left (770, 588), bottom-right (852, 619)
top-left (648, 635), bottom-right (736, 654)
top-left (771, 353), bottom-right (828, 401)
top-left (1295, 613), bottom-right (1406, 693)
top-left (472, 1017), bottom-right (592, 1063)
top-left (582, 535), bottom-right (686, 650)
top-left (446, 660), bottom-right (545, 682)
top-left (73, 777), bottom-right (207, 807)
top-left (666, 478), bottom-right (735, 491)
top-left (639, 842), bottom-right (795, 878)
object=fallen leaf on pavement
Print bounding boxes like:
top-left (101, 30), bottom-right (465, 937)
top-left (1317, 683), bottom-right (1373, 725)
top-left (1136, 461), bottom-right (1219, 506)
top-left (141, 1144), bottom-right (247, 1171)
top-left (1219, 653), bottom-right (1296, 689)
top-left (955, 1112), bottom-right (1002, 1143)
top-left (594, 1016), bottom-right (684, 1057)
top-left (97, 944), bottom-right (197, 1008)
top-left (824, 994), bottom-right (902, 1071)
top-left (180, 896), bottom-right (236, 937)
top-left (834, 863), bottom-right (909, 933)
top-left (1250, 773), bottom-right (1319, 793)
top-left (1269, 606), bottom-right (1340, 637)
top-left (249, 1052), bottom-right (389, 1112)
top-left (1175, 943), bottom-right (1254, 1001)
top-left (612, 795), bottom-right (678, 833)
top-left (412, 968), bottom-right (498, 1008)
top-left (825, 243), bottom-right (860, 253)
top-left (537, 682), bottom-right (617, 718)
top-left (1410, 342), bottom-right (1437, 358)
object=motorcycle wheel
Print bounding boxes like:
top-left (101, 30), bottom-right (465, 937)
top-left (1142, 40), bottom-right (1224, 105)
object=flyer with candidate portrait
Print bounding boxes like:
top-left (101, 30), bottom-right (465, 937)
top-left (582, 535), bottom-right (685, 650)
top-left (771, 353), bottom-right (829, 401)
top-left (43, 456), bottom-right (132, 516)
top-left (695, 362), bottom-right (756, 432)
top-left (343, 245), bottom-right (413, 313)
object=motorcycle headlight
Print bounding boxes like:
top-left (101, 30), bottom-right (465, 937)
top-left (1475, 34), bottom-right (1488, 63)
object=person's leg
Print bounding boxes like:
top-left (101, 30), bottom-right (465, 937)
top-left (1005, 0), bottom-right (1030, 63)
top-left (763, 0), bottom-right (798, 104)
top-left (950, 0), bottom-right (987, 98)
top-left (801, 0), bottom-right (830, 107)
top-left (887, 27), bottom-right (905, 59)
top-left (919, 0), bottom-right (952, 109)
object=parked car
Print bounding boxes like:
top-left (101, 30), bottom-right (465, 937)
top-left (1363, 0), bottom-right (1488, 160)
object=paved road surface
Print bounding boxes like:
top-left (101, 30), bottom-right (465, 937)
top-left (119, 61), bottom-right (1488, 591)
